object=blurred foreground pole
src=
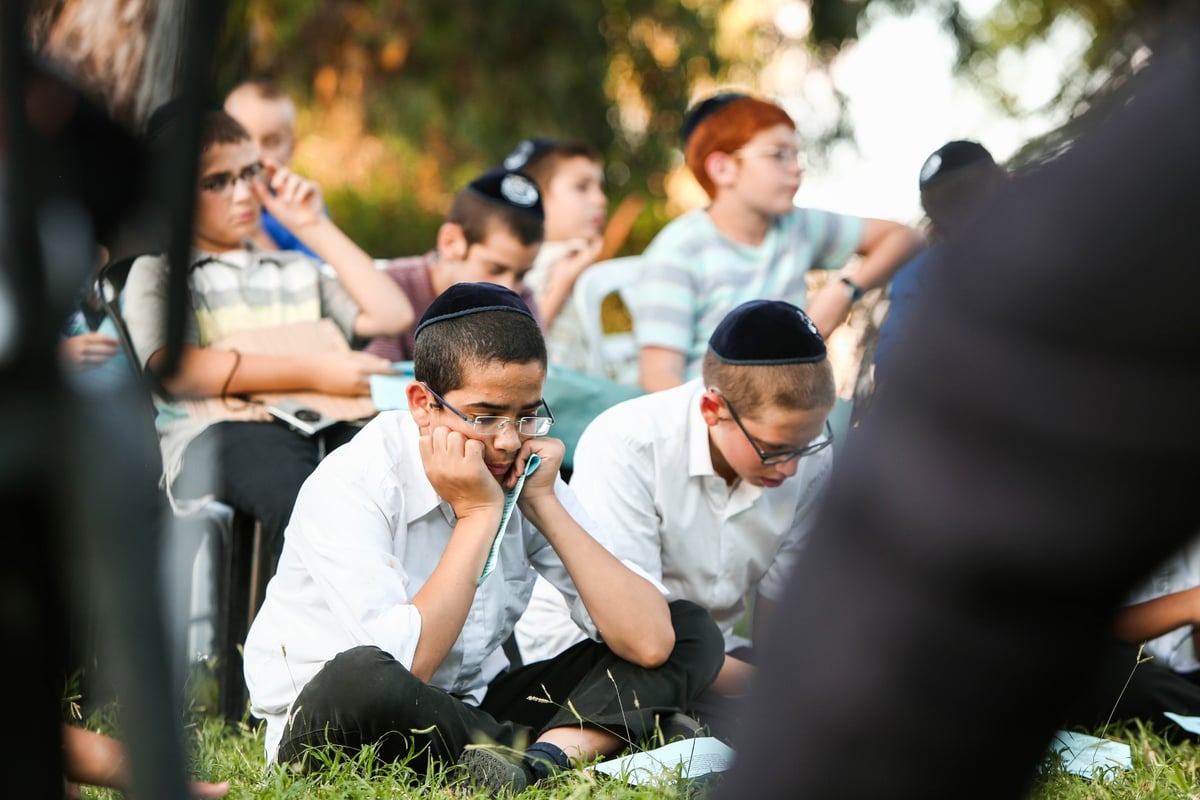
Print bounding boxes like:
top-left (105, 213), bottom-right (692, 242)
top-left (720, 14), bottom-right (1200, 800)
top-left (0, 0), bottom-right (225, 795)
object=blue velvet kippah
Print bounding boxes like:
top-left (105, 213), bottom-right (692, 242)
top-left (465, 167), bottom-right (544, 218)
top-left (414, 282), bottom-right (535, 340)
top-left (709, 300), bottom-right (826, 365)
top-left (680, 92), bottom-right (749, 145)
top-left (502, 138), bottom-right (560, 171)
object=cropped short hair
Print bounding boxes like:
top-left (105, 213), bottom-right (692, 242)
top-left (447, 187), bottom-right (544, 248)
top-left (413, 309), bottom-right (547, 395)
top-left (685, 96), bottom-right (795, 198)
top-left (519, 140), bottom-right (603, 191)
top-left (701, 351), bottom-right (836, 418)
top-left (227, 77), bottom-right (291, 103)
top-left (198, 110), bottom-right (251, 156)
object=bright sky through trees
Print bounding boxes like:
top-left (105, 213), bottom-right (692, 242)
top-left (794, 1), bottom-right (1090, 222)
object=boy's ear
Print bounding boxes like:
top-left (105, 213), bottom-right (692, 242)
top-left (704, 151), bottom-right (739, 191)
top-left (699, 389), bottom-right (723, 427)
top-left (407, 381), bottom-right (435, 427)
top-left (436, 222), bottom-right (469, 262)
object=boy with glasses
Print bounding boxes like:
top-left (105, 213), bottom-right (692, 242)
top-left (243, 283), bottom-right (724, 793)
top-left (515, 299), bottom-right (835, 741)
top-left (634, 91), bottom-right (922, 391)
top-left (122, 109), bottom-right (413, 567)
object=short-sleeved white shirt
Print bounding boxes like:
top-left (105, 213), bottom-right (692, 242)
top-left (1123, 532), bottom-right (1200, 674)
top-left (242, 411), bottom-right (656, 761)
top-left (514, 379), bottom-right (832, 662)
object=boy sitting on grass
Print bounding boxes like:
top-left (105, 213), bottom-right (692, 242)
top-left (516, 299), bottom-right (836, 742)
top-left (122, 109), bottom-right (412, 564)
top-left (243, 283), bottom-right (724, 794)
top-left (364, 168), bottom-right (545, 363)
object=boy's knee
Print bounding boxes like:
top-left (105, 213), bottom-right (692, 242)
top-left (300, 645), bottom-right (420, 712)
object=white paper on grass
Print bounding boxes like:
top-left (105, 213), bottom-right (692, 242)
top-left (591, 737), bottom-right (735, 786)
top-left (1048, 730), bottom-right (1132, 780)
top-left (1164, 711), bottom-right (1200, 734)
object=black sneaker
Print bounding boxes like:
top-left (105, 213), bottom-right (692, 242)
top-left (457, 746), bottom-right (533, 796)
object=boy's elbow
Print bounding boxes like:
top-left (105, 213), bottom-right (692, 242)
top-left (624, 623), bottom-right (675, 668)
top-left (354, 308), bottom-right (413, 339)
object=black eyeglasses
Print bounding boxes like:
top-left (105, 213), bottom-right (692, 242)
top-left (421, 382), bottom-right (555, 437)
top-left (711, 388), bottom-right (833, 465)
top-left (199, 161), bottom-right (265, 195)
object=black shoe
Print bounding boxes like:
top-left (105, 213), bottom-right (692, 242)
top-left (457, 746), bottom-right (533, 796)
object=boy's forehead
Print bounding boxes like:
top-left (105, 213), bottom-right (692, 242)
top-left (226, 90), bottom-right (295, 125)
top-left (450, 360), bottom-right (546, 405)
top-left (200, 139), bottom-right (259, 174)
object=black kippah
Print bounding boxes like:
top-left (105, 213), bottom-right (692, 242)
top-left (414, 282), bottom-right (535, 340)
top-left (918, 140), bottom-right (997, 190)
top-left (502, 138), bottom-right (560, 171)
top-left (680, 92), bottom-right (749, 146)
top-left (465, 167), bottom-right (544, 219)
top-left (709, 300), bottom-right (826, 365)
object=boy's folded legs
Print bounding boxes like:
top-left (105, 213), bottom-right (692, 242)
top-left (275, 600), bottom-right (723, 779)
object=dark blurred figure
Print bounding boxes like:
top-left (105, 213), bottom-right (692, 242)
top-left (871, 139), bottom-right (1006, 385)
top-left (720, 16), bottom-right (1200, 800)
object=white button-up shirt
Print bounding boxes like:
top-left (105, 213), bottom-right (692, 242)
top-left (1123, 532), bottom-right (1200, 673)
top-left (244, 411), bottom-right (628, 761)
top-left (515, 379), bottom-right (832, 662)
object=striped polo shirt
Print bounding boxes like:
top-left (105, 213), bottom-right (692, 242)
top-left (632, 207), bottom-right (863, 378)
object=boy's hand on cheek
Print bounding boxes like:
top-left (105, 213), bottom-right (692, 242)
top-left (420, 426), bottom-right (504, 520)
top-left (511, 437), bottom-right (564, 501)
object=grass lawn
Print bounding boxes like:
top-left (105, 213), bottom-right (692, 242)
top-left (72, 708), bottom-right (1200, 799)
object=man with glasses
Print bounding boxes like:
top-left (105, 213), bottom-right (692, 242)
top-left (243, 283), bottom-right (724, 794)
top-left (515, 299), bottom-right (835, 742)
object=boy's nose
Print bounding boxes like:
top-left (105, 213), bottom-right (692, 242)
top-left (774, 457), bottom-right (801, 479)
top-left (493, 422), bottom-right (522, 452)
top-left (231, 178), bottom-right (256, 202)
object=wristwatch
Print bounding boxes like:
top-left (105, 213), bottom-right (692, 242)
top-left (839, 275), bottom-right (864, 302)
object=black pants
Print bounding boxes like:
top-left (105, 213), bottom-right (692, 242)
top-left (689, 645), bottom-right (754, 744)
top-left (173, 420), bottom-right (360, 567)
top-left (1064, 639), bottom-right (1200, 740)
top-left (277, 599), bottom-right (724, 774)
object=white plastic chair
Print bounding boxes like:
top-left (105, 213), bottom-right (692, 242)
top-left (571, 256), bottom-right (643, 384)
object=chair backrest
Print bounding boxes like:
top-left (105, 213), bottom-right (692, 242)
top-left (571, 256), bottom-right (643, 385)
top-left (97, 255), bottom-right (147, 379)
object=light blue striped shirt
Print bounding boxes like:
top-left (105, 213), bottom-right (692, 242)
top-left (633, 207), bottom-right (863, 377)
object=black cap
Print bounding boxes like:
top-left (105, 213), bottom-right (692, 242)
top-left (680, 92), bottom-right (748, 146)
top-left (502, 138), bottom-right (560, 171)
top-left (464, 167), bottom-right (544, 218)
top-left (918, 140), bottom-right (996, 190)
top-left (709, 300), bottom-right (826, 365)
top-left (414, 282), bottom-right (535, 340)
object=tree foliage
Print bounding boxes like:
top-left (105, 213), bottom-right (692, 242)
top-left (210, 0), bottom-right (734, 255)
top-left (810, 0), bottom-right (1196, 164)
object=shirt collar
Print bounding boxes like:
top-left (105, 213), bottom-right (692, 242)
top-left (687, 382), bottom-right (717, 479)
top-left (397, 413), bottom-right (447, 524)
